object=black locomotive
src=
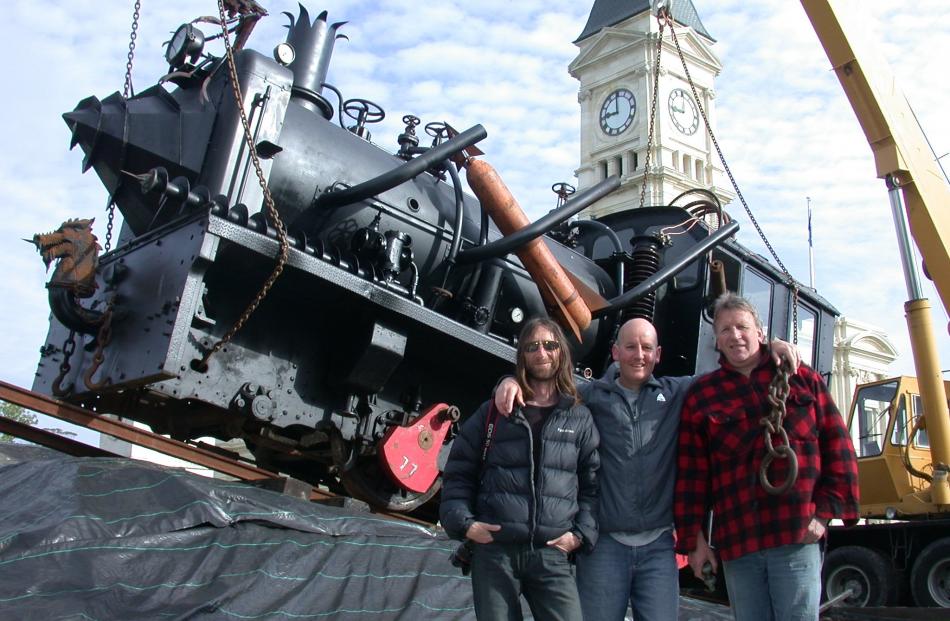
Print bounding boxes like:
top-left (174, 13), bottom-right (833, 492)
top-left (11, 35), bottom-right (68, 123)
top-left (33, 4), bottom-right (837, 511)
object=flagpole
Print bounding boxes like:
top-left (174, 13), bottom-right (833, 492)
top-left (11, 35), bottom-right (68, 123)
top-left (807, 197), bottom-right (815, 288)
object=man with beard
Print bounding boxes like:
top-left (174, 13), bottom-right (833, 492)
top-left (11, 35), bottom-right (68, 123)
top-left (440, 317), bottom-right (600, 621)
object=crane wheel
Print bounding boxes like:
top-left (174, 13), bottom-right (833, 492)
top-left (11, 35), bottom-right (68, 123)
top-left (822, 546), bottom-right (898, 608)
top-left (910, 537), bottom-right (950, 607)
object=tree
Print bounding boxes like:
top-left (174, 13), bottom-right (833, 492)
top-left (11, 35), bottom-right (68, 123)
top-left (0, 401), bottom-right (76, 442)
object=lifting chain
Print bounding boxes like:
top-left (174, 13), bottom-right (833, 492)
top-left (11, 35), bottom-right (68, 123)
top-left (122, 0), bottom-right (141, 99)
top-left (104, 0), bottom-right (143, 254)
top-left (638, 16), bottom-right (666, 211)
top-left (84, 299), bottom-right (116, 391)
top-left (104, 192), bottom-right (117, 253)
top-left (661, 12), bottom-right (800, 342)
top-left (196, 0), bottom-right (291, 371)
top-left (654, 6), bottom-right (802, 493)
top-left (52, 331), bottom-right (78, 397)
top-left (759, 361), bottom-right (799, 494)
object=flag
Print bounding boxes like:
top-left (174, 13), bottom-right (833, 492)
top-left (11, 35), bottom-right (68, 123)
top-left (807, 200), bottom-right (813, 248)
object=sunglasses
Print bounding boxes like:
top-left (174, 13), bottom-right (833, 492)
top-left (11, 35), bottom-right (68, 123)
top-left (524, 340), bottom-right (561, 353)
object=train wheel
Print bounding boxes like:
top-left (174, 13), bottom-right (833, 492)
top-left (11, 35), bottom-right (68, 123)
top-left (822, 546), bottom-right (898, 607)
top-left (340, 456), bottom-right (441, 512)
top-left (911, 537), bottom-right (950, 607)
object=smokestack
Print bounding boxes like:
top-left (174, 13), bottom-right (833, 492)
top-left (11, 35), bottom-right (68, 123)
top-left (284, 5), bottom-right (346, 119)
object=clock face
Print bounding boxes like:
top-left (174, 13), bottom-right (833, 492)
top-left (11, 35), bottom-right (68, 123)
top-left (668, 88), bottom-right (699, 135)
top-left (599, 88), bottom-right (636, 136)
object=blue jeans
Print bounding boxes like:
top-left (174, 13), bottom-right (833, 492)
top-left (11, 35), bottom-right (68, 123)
top-left (723, 543), bottom-right (821, 621)
top-left (471, 542), bottom-right (582, 621)
top-left (575, 530), bottom-right (678, 621)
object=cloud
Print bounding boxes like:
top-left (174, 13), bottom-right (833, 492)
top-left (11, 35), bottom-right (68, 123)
top-left (0, 0), bottom-right (948, 446)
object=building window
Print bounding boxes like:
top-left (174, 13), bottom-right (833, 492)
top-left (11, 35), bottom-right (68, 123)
top-left (672, 150), bottom-right (680, 172)
top-left (632, 151), bottom-right (639, 170)
top-left (601, 160), bottom-right (608, 180)
top-left (615, 155), bottom-right (623, 177)
top-left (683, 154), bottom-right (692, 178)
top-left (696, 159), bottom-right (704, 183)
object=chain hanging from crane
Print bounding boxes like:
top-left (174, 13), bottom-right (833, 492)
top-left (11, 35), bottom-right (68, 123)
top-left (103, 0), bottom-right (143, 254)
top-left (195, 0), bottom-right (291, 372)
top-left (652, 5), bottom-right (801, 494)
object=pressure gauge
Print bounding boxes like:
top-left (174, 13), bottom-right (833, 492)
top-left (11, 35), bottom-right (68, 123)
top-left (165, 24), bottom-right (205, 70)
top-left (509, 307), bottom-right (525, 324)
top-left (274, 43), bottom-right (295, 66)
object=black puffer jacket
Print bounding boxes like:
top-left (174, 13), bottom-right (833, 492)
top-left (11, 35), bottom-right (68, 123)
top-left (439, 394), bottom-right (600, 551)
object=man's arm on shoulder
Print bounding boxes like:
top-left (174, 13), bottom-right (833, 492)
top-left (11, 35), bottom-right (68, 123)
top-left (769, 337), bottom-right (801, 370)
top-left (493, 376), bottom-right (522, 416)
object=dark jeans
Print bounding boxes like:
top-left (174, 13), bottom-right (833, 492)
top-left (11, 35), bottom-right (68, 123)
top-left (471, 541), bottom-right (582, 621)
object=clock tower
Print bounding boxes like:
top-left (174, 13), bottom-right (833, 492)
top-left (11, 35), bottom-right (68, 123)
top-left (569, 0), bottom-right (734, 218)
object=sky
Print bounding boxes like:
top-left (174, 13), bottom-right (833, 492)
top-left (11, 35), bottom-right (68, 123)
top-left (0, 0), bottom-right (948, 445)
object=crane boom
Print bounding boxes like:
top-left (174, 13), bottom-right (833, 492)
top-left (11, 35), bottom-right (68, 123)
top-left (801, 0), bottom-right (950, 503)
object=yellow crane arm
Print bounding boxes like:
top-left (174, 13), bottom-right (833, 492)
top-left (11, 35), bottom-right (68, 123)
top-left (801, 0), bottom-right (950, 501)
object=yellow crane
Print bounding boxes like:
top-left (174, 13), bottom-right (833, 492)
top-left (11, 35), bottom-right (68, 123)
top-left (801, 0), bottom-right (950, 608)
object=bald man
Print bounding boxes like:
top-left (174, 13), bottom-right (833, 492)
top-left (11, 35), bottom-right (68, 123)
top-left (496, 318), bottom-right (798, 621)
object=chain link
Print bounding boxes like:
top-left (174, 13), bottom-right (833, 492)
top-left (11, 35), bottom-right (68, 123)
top-left (665, 20), bottom-right (801, 342)
top-left (758, 361), bottom-right (799, 494)
top-left (84, 300), bottom-right (116, 390)
top-left (104, 193), bottom-right (117, 253)
top-left (123, 0), bottom-right (141, 99)
top-left (639, 17), bottom-right (666, 211)
top-left (52, 331), bottom-right (78, 397)
top-left (108, 0), bottom-right (142, 253)
top-left (198, 0), bottom-right (290, 371)
top-left (657, 10), bottom-right (802, 493)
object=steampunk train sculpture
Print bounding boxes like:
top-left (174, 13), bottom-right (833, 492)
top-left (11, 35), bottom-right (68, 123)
top-left (33, 4), bottom-right (837, 511)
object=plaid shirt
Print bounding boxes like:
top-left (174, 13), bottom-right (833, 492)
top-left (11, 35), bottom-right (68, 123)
top-left (674, 346), bottom-right (859, 561)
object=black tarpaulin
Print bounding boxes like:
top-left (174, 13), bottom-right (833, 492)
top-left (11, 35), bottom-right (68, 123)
top-left (0, 445), bottom-right (474, 620)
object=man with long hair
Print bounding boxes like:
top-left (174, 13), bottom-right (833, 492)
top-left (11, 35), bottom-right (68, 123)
top-left (440, 317), bottom-right (599, 621)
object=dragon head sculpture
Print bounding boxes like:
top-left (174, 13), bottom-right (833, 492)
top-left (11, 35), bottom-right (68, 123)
top-left (32, 218), bottom-right (100, 298)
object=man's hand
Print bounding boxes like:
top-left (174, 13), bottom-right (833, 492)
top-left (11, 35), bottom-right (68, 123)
top-left (687, 531), bottom-right (718, 581)
top-left (801, 517), bottom-right (827, 544)
top-left (546, 531), bottom-right (581, 554)
top-left (770, 338), bottom-right (801, 370)
top-left (494, 377), bottom-right (524, 416)
top-left (466, 521), bottom-right (501, 544)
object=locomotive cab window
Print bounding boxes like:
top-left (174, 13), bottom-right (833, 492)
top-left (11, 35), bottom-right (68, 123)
top-left (740, 268), bottom-right (772, 337)
top-left (791, 304), bottom-right (817, 368)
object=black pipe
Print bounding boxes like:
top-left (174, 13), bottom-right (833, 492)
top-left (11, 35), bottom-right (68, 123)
top-left (49, 288), bottom-right (105, 334)
top-left (314, 125), bottom-right (487, 209)
top-left (455, 175), bottom-right (620, 265)
top-left (592, 220), bottom-right (740, 318)
top-left (573, 219), bottom-right (624, 292)
top-left (445, 160), bottom-right (465, 264)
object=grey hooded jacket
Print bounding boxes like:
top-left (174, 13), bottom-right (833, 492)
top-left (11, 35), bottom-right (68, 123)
top-left (579, 370), bottom-right (694, 535)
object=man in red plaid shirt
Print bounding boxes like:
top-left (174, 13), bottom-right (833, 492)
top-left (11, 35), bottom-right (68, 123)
top-left (674, 293), bottom-right (859, 621)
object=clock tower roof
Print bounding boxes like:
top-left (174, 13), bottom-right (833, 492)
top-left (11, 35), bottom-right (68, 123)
top-left (575, 0), bottom-right (714, 43)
